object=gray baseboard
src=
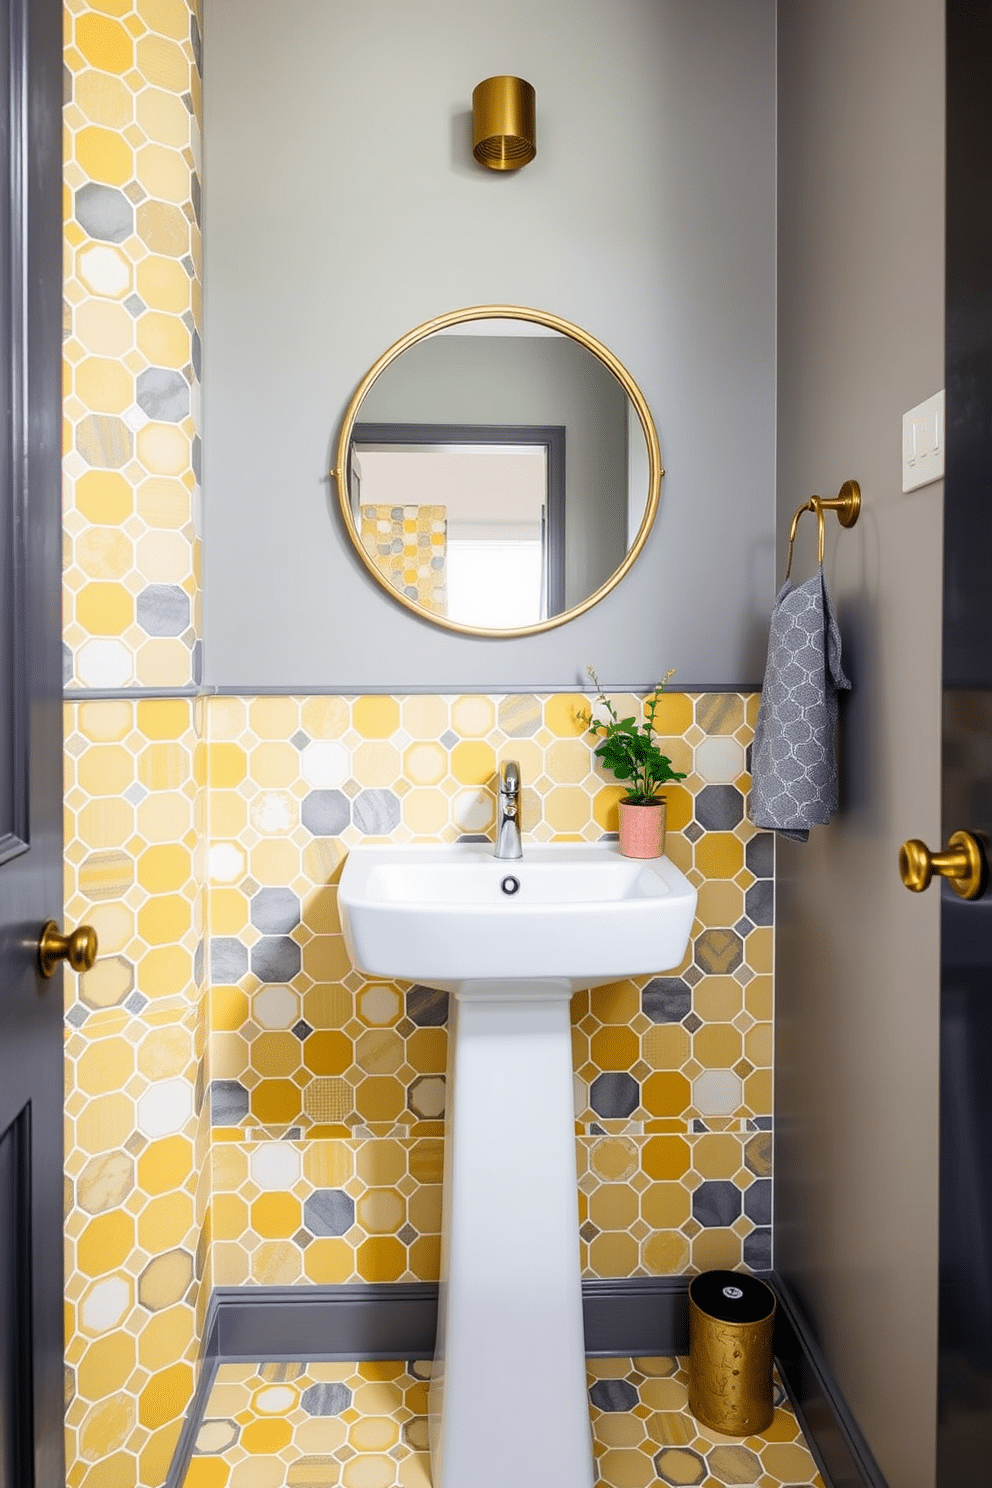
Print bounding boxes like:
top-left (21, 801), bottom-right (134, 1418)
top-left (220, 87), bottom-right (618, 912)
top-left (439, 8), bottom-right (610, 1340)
top-left (168, 1272), bottom-right (886, 1488)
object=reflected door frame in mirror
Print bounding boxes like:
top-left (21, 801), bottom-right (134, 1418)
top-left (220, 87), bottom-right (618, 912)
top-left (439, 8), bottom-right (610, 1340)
top-left (332, 304), bottom-right (664, 638)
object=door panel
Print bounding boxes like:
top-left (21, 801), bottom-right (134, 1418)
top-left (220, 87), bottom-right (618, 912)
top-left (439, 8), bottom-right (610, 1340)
top-left (939, 2), bottom-right (992, 1477)
top-left (0, 0), bottom-right (66, 1482)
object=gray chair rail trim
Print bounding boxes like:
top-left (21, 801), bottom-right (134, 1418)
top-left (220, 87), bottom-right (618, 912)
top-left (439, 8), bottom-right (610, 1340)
top-left (166, 1273), bottom-right (886, 1488)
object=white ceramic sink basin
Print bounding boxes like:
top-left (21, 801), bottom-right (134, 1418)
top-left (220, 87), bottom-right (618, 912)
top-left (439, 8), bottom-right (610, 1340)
top-left (338, 841), bottom-right (697, 992)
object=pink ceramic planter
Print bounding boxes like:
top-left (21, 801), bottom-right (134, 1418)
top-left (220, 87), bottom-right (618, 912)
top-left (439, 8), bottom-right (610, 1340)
top-left (617, 798), bottom-right (667, 858)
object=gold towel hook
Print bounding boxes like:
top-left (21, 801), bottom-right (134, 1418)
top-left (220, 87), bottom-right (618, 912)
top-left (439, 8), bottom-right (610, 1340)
top-left (784, 480), bottom-right (860, 581)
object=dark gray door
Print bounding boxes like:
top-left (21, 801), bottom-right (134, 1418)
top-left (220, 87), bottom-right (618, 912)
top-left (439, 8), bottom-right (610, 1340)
top-left (937, 2), bottom-right (992, 1476)
top-left (1, 0), bottom-right (67, 1482)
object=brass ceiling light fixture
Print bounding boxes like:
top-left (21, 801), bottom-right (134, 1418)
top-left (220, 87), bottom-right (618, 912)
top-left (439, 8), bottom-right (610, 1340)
top-left (472, 76), bottom-right (536, 171)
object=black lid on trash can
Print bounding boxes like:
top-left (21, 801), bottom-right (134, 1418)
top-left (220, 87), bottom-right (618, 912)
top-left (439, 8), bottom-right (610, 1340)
top-left (689, 1270), bottom-right (775, 1324)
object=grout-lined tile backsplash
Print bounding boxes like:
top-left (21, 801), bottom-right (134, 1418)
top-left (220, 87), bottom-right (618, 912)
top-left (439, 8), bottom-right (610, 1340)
top-left (63, 688), bottom-right (773, 1482)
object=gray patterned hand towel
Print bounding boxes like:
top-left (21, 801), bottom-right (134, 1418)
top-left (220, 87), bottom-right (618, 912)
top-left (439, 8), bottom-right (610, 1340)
top-left (749, 568), bottom-right (851, 842)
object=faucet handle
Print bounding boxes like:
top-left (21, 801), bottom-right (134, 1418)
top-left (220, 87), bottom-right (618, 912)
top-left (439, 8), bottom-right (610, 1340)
top-left (501, 759), bottom-right (520, 792)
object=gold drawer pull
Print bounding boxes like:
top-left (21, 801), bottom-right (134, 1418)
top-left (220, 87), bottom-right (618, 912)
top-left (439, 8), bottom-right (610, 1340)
top-left (899, 830), bottom-right (986, 900)
top-left (38, 921), bottom-right (98, 979)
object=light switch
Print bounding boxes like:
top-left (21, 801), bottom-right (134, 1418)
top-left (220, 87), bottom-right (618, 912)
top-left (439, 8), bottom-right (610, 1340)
top-left (902, 390), bottom-right (944, 492)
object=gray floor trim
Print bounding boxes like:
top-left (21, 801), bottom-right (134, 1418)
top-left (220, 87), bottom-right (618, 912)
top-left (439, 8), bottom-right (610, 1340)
top-left (168, 1273), bottom-right (885, 1488)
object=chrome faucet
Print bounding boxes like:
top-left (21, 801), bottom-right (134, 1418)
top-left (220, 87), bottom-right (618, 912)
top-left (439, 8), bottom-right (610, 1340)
top-left (495, 759), bottom-right (523, 859)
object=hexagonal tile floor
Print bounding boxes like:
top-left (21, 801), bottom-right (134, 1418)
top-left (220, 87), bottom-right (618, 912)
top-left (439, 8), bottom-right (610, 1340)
top-left (180, 1356), bottom-right (825, 1487)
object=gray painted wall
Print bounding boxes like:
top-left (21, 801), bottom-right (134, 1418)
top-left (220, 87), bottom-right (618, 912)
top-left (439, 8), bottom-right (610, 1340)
top-left (201, 0), bottom-right (776, 689)
top-left (359, 334), bottom-right (628, 605)
top-left (775, 4), bottom-right (944, 1484)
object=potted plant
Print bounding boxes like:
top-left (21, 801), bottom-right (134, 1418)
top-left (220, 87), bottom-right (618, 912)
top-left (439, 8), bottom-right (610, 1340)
top-left (581, 667), bottom-right (687, 858)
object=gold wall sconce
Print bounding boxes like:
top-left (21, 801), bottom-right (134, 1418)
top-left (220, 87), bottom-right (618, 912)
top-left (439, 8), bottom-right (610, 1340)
top-left (472, 76), bottom-right (536, 171)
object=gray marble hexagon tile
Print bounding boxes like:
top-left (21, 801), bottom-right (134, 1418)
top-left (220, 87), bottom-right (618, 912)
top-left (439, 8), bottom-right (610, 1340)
top-left (749, 569), bottom-right (850, 841)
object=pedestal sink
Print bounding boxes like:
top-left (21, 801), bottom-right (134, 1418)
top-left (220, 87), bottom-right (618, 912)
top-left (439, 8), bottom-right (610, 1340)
top-left (338, 842), bottom-right (697, 1488)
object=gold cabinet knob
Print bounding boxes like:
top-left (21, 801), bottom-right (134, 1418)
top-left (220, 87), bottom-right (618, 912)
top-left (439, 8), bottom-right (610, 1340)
top-left (898, 830), bottom-right (986, 900)
top-left (38, 921), bottom-right (98, 979)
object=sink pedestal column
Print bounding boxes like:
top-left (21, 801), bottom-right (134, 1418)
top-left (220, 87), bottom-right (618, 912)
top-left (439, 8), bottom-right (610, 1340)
top-left (429, 978), bottom-right (594, 1488)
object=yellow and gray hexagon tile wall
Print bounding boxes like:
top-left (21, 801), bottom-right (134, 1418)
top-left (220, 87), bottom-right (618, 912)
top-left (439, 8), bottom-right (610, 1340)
top-left (200, 691), bottom-right (772, 1286)
top-left (63, 0), bottom-right (202, 691)
top-left (64, 696), bottom-right (210, 1486)
top-left (63, 689), bottom-right (773, 1485)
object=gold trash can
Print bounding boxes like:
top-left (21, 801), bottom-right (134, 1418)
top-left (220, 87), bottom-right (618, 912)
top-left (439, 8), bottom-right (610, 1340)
top-left (688, 1270), bottom-right (776, 1435)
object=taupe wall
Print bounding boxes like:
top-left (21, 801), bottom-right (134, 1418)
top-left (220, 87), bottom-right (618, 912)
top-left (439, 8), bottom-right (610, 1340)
top-left (201, 0), bottom-right (776, 689)
top-left (776, 4), bottom-right (944, 1484)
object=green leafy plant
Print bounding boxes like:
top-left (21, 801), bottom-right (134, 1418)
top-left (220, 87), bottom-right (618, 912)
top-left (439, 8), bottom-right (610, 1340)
top-left (580, 666), bottom-right (687, 805)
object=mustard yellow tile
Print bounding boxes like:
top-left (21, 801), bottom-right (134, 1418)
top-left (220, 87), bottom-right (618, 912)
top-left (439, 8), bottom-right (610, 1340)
top-left (75, 582), bottom-right (133, 637)
top-left (137, 1191), bottom-right (193, 1251)
top-left (354, 1077), bottom-right (405, 1124)
top-left (251, 1080), bottom-right (302, 1126)
top-left (353, 695), bottom-right (400, 739)
top-left (77, 1333), bottom-right (135, 1400)
top-left (693, 977), bottom-right (743, 1022)
top-left (137, 1136), bottom-right (193, 1197)
top-left (137, 892), bottom-right (191, 946)
top-left (135, 697), bottom-right (191, 741)
top-left (408, 1139), bottom-right (443, 1185)
top-left (642, 1071), bottom-right (690, 1117)
top-left (77, 1210), bottom-right (134, 1277)
top-left (408, 1235), bottom-right (440, 1280)
top-left (74, 13), bottom-right (133, 74)
top-left (75, 124), bottom-right (133, 187)
top-left (642, 1024), bottom-right (690, 1070)
top-left (745, 1068), bottom-right (772, 1114)
top-left (590, 1025), bottom-right (639, 1070)
top-left (692, 1134), bottom-right (743, 1179)
top-left (696, 880), bottom-right (744, 928)
top-left (138, 1305), bottom-right (194, 1372)
top-left (692, 1228), bottom-right (741, 1272)
top-left (544, 694), bottom-right (586, 737)
top-left (450, 740), bottom-right (495, 785)
top-left (747, 928), bottom-right (773, 973)
top-left (641, 1136), bottom-right (690, 1181)
top-left (588, 981), bottom-right (639, 1025)
top-left (75, 1038), bottom-right (133, 1097)
top-left (356, 1236), bottom-right (405, 1282)
top-left (693, 1024), bottom-right (742, 1068)
top-left (138, 1361), bottom-right (193, 1430)
top-left (252, 1194), bottom-right (301, 1240)
top-left (592, 783), bottom-right (626, 833)
top-left (745, 1023), bottom-right (772, 1067)
top-left (137, 943), bottom-right (193, 998)
top-left (589, 1230), bottom-right (638, 1276)
top-left (589, 1183), bottom-right (638, 1231)
top-left (303, 1237), bottom-right (354, 1284)
top-left (252, 1033), bottom-right (300, 1079)
top-left (140, 1423), bottom-right (186, 1488)
top-left (694, 832), bottom-right (744, 879)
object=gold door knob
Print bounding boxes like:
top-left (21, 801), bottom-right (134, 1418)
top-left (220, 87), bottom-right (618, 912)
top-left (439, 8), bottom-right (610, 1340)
top-left (38, 921), bottom-right (98, 979)
top-left (898, 830), bottom-right (986, 900)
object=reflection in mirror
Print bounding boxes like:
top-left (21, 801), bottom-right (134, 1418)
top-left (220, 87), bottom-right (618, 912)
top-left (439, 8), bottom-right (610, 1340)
top-left (352, 424), bottom-right (564, 628)
top-left (336, 310), bottom-right (661, 636)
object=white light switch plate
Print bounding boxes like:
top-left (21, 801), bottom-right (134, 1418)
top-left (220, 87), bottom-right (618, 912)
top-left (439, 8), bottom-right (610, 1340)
top-left (902, 389), bottom-right (944, 492)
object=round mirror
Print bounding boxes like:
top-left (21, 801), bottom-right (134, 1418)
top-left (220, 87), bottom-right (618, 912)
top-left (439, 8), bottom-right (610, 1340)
top-left (333, 306), bottom-right (663, 637)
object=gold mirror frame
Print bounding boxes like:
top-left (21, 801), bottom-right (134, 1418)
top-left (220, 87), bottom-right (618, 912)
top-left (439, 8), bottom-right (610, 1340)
top-left (332, 304), bottom-right (664, 638)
